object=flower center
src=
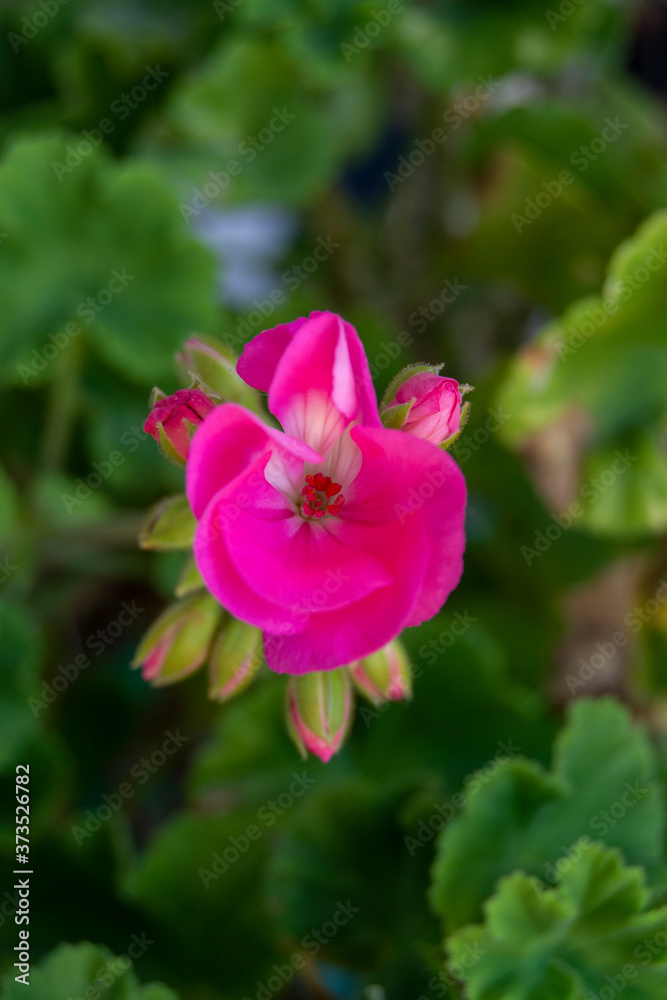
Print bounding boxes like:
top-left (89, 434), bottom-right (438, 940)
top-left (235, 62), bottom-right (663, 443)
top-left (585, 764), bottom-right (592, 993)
top-left (300, 473), bottom-right (346, 518)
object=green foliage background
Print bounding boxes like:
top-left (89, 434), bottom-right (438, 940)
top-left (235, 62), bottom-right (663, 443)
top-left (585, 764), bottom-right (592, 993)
top-left (0, 0), bottom-right (666, 997)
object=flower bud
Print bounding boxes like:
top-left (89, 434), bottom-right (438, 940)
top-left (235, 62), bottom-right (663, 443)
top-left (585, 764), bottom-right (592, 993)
top-left (209, 619), bottom-right (263, 701)
top-left (144, 384), bottom-right (218, 465)
top-left (132, 593), bottom-right (221, 686)
top-left (174, 556), bottom-right (205, 597)
top-left (386, 372), bottom-right (462, 445)
top-left (178, 336), bottom-right (262, 412)
top-left (139, 494), bottom-right (196, 551)
top-left (349, 640), bottom-right (412, 705)
top-left (286, 669), bottom-right (353, 763)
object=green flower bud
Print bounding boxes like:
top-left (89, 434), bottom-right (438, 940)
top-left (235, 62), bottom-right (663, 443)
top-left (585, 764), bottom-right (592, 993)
top-left (349, 639), bottom-right (412, 705)
top-left (286, 668), bottom-right (353, 763)
top-left (177, 336), bottom-right (262, 413)
top-left (132, 593), bottom-right (221, 686)
top-left (139, 495), bottom-right (196, 551)
top-left (174, 556), bottom-right (205, 597)
top-left (209, 619), bottom-right (263, 701)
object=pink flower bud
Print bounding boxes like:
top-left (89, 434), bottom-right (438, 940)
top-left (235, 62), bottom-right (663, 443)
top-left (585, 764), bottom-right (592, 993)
top-left (389, 373), bottom-right (462, 445)
top-left (144, 387), bottom-right (217, 464)
top-left (132, 593), bottom-right (222, 686)
top-left (349, 640), bottom-right (412, 705)
top-left (287, 669), bottom-right (353, 763)
top-left (208, 619), bottom-right (263, 701)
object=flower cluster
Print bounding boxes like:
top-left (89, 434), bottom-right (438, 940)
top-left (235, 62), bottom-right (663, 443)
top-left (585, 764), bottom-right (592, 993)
top-left (135, 313), bottom-right (469, 761)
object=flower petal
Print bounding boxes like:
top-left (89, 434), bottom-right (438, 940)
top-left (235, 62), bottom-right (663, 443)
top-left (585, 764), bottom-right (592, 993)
top-left (236, 317), bottom-right (308, 392)
top-left (193, 465), bottom-right (308, 635)
top-left (238, 312), bottom-right (381, 455)
top-left (263, 514), bottom-right (428, 674)
top-left (222, 471), bottom-right (395, 614)
top-left (186, 402), bottom-right (320, 519)
top-left (345, 425), bottom-right (467, 625)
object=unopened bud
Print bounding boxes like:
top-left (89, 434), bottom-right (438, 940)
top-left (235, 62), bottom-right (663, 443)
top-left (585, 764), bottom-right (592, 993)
top-left (144, 383), bottom-right (218, 464)
top-left (132, 593), bottom-right (221, 685)
top-left (139, 494), bottom-right (196, 551)
top-left (385, 370), bottom-right (463, 446)
top-left (178, 336), bottom-right (262, 412)
top-left (209, 619), bottom-right (262, 701)
top-left (174, 556), bottom-right (205, 597)
top-left (287, 669), bottom-right (353, 763)
top-left (349, 640), bottom-right (412, 705)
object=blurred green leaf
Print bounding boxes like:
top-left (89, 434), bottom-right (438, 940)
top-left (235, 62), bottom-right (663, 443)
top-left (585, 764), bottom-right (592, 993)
top-left (430, 698), bottom-right (666, 931)
top-left (0, 135), bottom-right (217, 387)
top-left (0, 600), bottom-right (43, 770)
top-left (146, 33), bottom-right (382, 204)
top-left (122, 808), bottom-right (278, 995)
top-left (497, 209), bottom-right (667, 535)
top-left (0, 941), bottom-right (180, 999)
top-left (448, 845), bottom-right (667, 1000)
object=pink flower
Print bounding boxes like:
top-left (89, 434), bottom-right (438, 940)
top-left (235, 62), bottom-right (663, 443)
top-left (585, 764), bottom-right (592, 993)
top-left (388, 372), bottom-right (462, 445)
top-left (144, 388), bottom-right (217, 463)
top-left (186, 311), bottom-right (466, 675)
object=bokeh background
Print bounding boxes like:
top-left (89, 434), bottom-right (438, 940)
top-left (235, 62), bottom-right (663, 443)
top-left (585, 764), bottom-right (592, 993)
top-left (1, 0), bottom-right (667, 998)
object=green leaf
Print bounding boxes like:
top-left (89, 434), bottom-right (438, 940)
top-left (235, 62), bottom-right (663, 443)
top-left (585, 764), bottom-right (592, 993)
top-left (0, 135), bottom-right (217, 387)
top-left (0, 463), bottom-right (19, 540)
top-left (496, 210), bottom-right (667, 535)
top-left (265, 775), bottom-right (442, 993)
top-left (0, 941), bottom-right (180, 999)
top-left (448, 845), bottom-right (667, 1000)
top-left (123, 810), bottom-right (278, 995)
top-left (430, 697), bottom-right (666, 931)
top-left (0, 600), bottom-right (43, 770)
top-left (149, 34), bottom-right (382, 204)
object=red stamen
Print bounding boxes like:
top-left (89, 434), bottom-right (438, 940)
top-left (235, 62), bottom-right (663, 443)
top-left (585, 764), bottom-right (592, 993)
top-left (327, 494), bottom-right (345, 516)
top-left (301, 474), bottom-right (346, 518)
